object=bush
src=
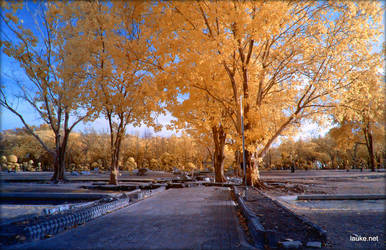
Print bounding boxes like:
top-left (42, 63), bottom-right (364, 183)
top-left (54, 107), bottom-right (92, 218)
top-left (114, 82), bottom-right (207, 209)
top-left (7, 154), bottom-right (18, 163)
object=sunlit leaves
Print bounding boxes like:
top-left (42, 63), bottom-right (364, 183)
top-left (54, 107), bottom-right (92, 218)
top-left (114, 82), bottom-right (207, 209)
top-left (150, 0), bottom-right (383, 161)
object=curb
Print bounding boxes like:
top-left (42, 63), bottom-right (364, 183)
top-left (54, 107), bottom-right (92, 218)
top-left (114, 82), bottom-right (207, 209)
top-left (14, 187), bottom-right (166, 243)
top-left (0, 192), bottom-right (112, 201)
top-left (233, 186), bottom-right (265, 249)
top-left (253, 187), bottom-right (328, 243)
top-left (23, 197), bottom-right (130, 240)
top-left (297, 194), bottom-right (386, 200)
top-left (204, 182), bottom-right (239, 188)
top-left (166, 182), bottom-right (201, 189)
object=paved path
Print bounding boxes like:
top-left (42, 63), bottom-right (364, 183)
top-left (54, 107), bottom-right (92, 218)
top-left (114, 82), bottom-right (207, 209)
top-left (8, 187), bottom-right (253, 250)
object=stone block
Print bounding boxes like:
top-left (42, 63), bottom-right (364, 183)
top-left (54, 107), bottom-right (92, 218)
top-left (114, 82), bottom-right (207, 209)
top-left (279, 240), bottom-right (302, 249)
top-left (306, 241), bottom-right (322, 248)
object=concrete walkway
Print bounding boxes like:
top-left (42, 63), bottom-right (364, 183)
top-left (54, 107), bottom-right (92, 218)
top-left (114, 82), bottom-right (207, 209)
top-left (8, 187), bottom-right (253, 250)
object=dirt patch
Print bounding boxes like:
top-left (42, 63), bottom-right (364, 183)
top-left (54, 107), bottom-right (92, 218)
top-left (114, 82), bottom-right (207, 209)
top-left (244, 189), bottom-right (325, 246)
top-left (263, 175), bottom-right (385, 197)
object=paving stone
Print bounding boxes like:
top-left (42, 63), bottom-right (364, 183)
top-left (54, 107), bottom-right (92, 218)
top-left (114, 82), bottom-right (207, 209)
top-left (306, 241), bottom-right (322, 248)
top-left (8, 187), bottom-right (254, 250)
top-left (279, 240), bottom-right (302, 249)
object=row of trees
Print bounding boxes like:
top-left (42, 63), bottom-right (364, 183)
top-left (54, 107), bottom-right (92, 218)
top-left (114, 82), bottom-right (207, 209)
top-left (1, 1), bottom-right (383, 185)
top-left (0, 125), bottom-right (236, 173)
top-left (2, 120), bottom-right (383, 174)
top-left (265, 122), bottom-right (385, 171)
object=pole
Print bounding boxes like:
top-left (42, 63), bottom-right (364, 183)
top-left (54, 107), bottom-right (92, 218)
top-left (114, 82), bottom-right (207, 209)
top-left (240, 96), bottom-right (247, 200)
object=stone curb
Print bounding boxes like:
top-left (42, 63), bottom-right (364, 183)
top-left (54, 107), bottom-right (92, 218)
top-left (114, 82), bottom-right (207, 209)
top-left (253, 187), bottom-right (328, 243)
top-left (297, 194), bottom-right (386, 200)
top-left (0, 192), bottom-right (112, 201)
top-left (233, 186), bottom-right (265, 249)
top-left (18, 187), bottom-right (166, 242)
top-left (166, 182), bottom-right (201, 189)
top-left (204, 182), bottom-right (239, 187)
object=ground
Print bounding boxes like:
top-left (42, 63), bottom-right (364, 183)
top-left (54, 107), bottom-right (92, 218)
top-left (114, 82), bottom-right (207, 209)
top-left (1, 170), bottom-right (385, 249)
top-left (5, 187), bottom-right (254, 250)
top-left (260, 169), bottom-right (385, 249)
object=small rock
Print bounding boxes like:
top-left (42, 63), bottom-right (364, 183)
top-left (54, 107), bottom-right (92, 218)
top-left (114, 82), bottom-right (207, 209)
top-left (306, 241), bottom-right (322, 248)
top-left (279, 240), bottom-right (302, 249)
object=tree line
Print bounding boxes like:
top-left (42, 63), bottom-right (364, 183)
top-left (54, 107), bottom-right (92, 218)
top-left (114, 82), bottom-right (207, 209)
top-left (0, 124), bottom-right (236, 174)
top-left (1, 119), bottom-right (383, 174)
top-left (265, 122), bottom-right (384, 171)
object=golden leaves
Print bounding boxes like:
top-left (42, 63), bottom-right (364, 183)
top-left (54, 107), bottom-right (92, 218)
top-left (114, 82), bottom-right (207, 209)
top-left (149, 0), bottom-right (383, 156)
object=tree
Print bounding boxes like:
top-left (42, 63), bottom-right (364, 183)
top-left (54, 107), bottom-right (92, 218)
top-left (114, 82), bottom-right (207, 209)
top-left (1, 2), bottom-right (93, 182)
top-left (71, 1), bottom-right (161, 184)
top-left (150, 1), bottom-right (383, 186)
top-left (168, 88), bottom-right (231, 182)
top-left (334, 69), bottom-right (384, 171)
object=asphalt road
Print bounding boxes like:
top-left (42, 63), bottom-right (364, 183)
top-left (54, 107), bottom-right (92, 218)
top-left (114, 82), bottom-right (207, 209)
top-left (7, 187), bottom-right (254, 250)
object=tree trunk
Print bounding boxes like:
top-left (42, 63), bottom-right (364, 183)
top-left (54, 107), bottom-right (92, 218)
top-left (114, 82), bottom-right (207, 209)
top-left (235, 150), bottom-right (242, 177)
top-left (363, 123), bottom-right (376, 172)
top-left (51, 132), bottom-right (68, 183)
top-left (58, 155), bottom-right (66, 181)
top-left (52, 157), bottom-right (59, 182)
top-left (368, 132), bottom-right (376, 172)
top-left (109, 138), bottom-right (122, 185)
top-left (51, 148), bottom-right (67, 182)
top-left (245, 150), bottom-right (253, 185)
top-left (379, 153), bottom-right (384, 169)
top-left (110, 166), bottom-right (119, 185)
top-left (353, 143), bottom-right (359, 169)
top-left (212, 125), bottom-right (226, 183)
top-left (243, 151), bottom-right (266, 188)
top-left (109, 143), bottom-right (120, 185)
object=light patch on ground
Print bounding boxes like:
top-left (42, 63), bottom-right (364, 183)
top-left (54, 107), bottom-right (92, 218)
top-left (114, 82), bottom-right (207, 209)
top-left (0, 205), bottom-right (55, 220)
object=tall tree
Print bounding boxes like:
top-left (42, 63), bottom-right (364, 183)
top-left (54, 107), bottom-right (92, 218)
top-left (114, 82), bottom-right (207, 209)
top-left (150, 0), bottom-right (383, 186)
top-left (334, 69), bottom-right (384, 171)
top-left (170, 90), bottom-right (231, 182)
top-left (1, 2), bottom-right (93, 182)
top-left (71, 1), bottom-right (160, 184)
top-left (163, 54), bottom-right (233, 182)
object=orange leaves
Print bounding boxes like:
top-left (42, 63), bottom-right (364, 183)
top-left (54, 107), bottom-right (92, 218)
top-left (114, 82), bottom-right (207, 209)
top-left (149, 0), bottom-right (383, 158)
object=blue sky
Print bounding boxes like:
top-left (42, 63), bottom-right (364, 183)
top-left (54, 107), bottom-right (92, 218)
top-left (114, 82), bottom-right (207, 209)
top-left (0, 1), bottom-right (179, 137)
